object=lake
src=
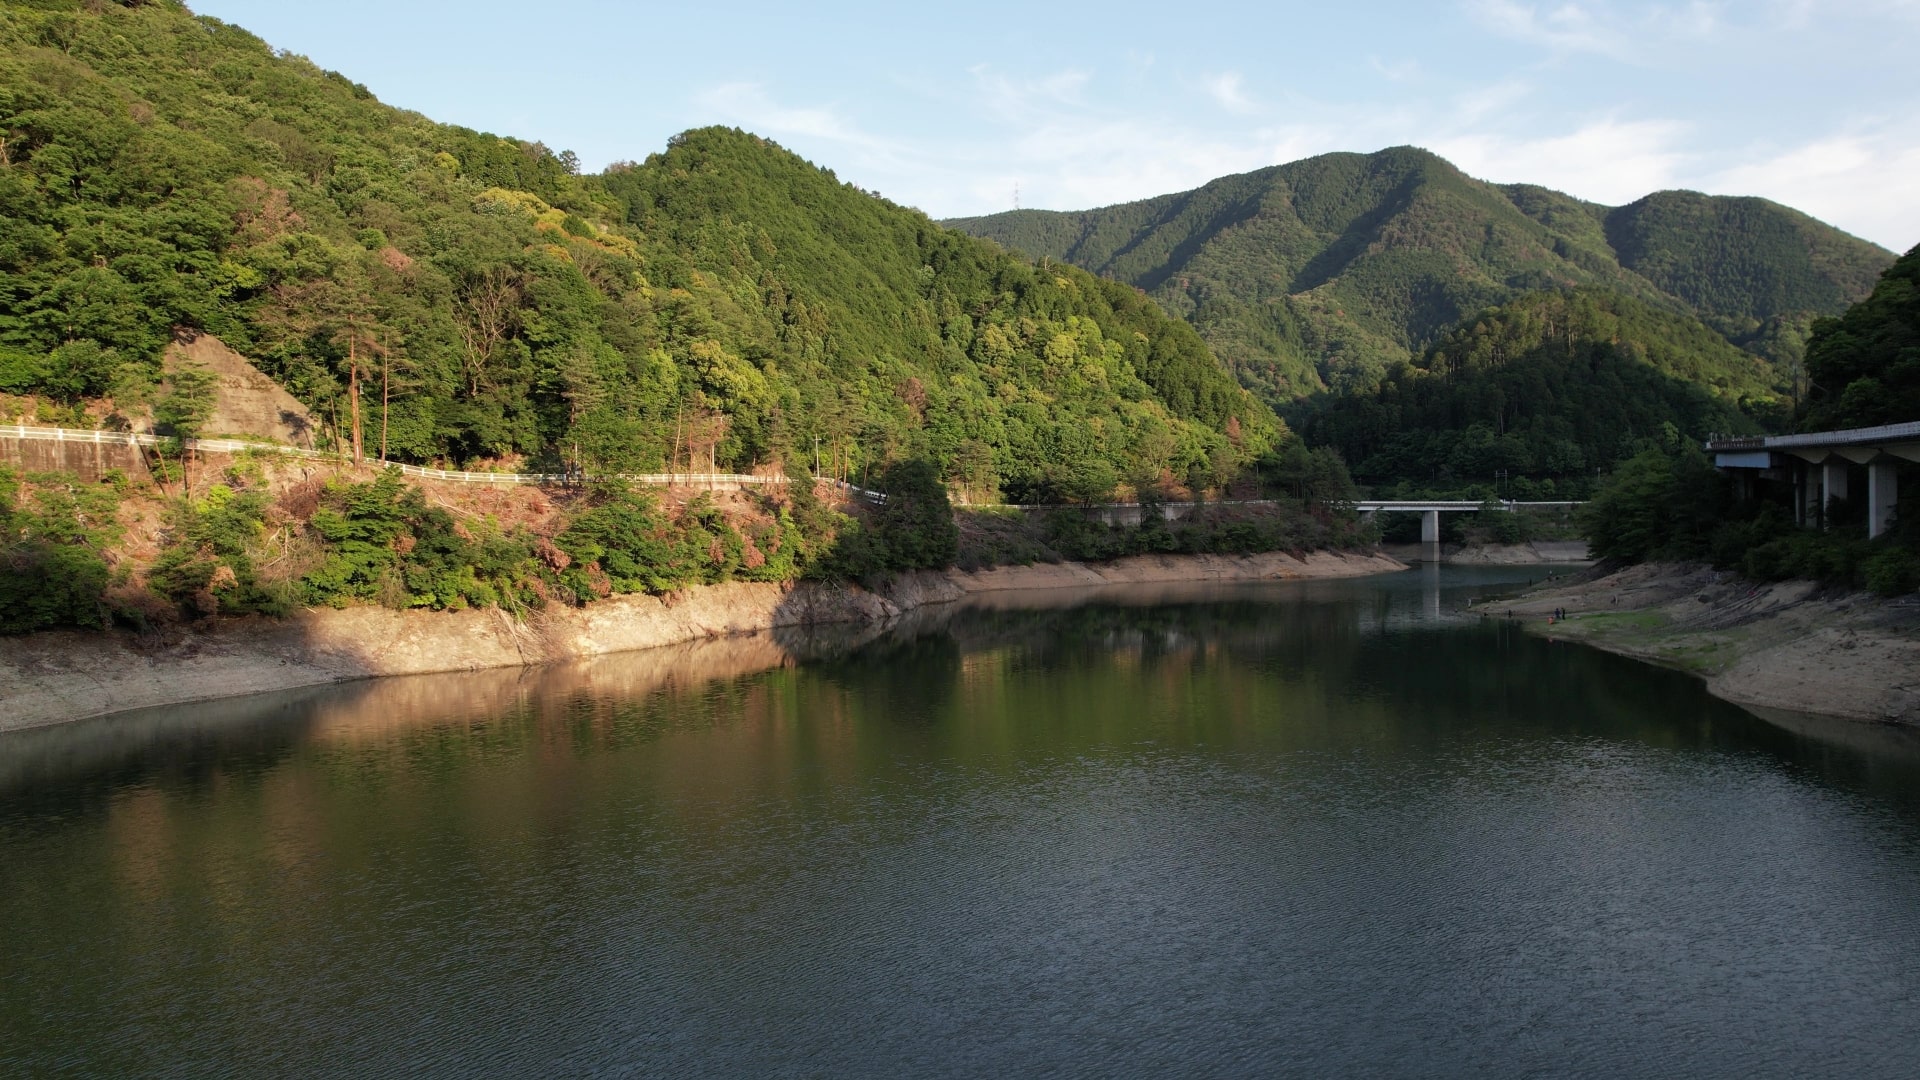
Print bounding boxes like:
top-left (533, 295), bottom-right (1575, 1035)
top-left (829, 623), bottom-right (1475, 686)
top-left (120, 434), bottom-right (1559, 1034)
top-left (5, 565), bottom-right (1920, 1077)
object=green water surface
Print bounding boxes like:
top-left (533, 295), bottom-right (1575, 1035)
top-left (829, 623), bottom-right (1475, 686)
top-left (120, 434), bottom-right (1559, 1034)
top-left (4, 566), bottom-right (1919, 1077)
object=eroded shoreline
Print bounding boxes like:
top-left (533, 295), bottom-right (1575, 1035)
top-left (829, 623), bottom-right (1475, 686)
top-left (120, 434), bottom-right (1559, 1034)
top-left (0, 550), bottom-right (1404, 733)
top-left (1484, 562), bottom-right (1920, 724)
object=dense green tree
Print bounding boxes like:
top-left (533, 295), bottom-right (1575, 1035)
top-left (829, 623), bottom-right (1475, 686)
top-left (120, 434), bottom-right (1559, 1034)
top-left (1799, 243), bottom-right (1920, 430)
top-left (1261, 442), bottom-right (1359, 507)
top-left (0, 466), bottom-right (118, 631)
top-left (1304, 290), bottom-right (1775, 492)
top-left (863, 458), bottom-right (959, 571)
top-left (1576, 450), bottom-right (1727, 562)
top-left (151, 361), bottom-right (216, 490)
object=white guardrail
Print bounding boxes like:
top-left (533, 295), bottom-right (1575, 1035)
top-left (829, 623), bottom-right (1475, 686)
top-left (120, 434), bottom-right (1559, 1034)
top-left (0, 423), bottom-right (830, 491)
top-left (6, 425), bottom-right (1575, 511)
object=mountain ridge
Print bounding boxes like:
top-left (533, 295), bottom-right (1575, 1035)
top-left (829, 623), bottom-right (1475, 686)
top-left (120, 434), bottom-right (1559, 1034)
top-left (946, 148), bottom-right (1896, 407)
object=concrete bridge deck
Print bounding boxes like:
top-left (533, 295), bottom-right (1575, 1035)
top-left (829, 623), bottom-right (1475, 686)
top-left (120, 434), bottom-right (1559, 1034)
top-left (1353, 501), bottom-right (1581, 543)
top-left (1708, 421), bottom-right (1920, 537)
top-left (967, 498), bottom-right (1580, 538)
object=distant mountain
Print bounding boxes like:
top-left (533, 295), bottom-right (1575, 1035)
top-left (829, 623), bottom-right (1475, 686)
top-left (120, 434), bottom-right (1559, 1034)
top-left (947, 149), bottom-right (1896, 409)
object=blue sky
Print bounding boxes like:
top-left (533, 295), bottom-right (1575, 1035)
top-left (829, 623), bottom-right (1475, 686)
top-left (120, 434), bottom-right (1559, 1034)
top-left (191, 1), bottom-right (1920, 250)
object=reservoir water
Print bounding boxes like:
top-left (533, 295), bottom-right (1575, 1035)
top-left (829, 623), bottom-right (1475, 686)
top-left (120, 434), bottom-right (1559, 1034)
top-left (5, 565), bottom-right (1920, 1077)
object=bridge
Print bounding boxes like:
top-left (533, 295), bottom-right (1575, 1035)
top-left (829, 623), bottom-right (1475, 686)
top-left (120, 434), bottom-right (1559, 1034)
top-left (1708, 421), bottom-right (1920, 538)
top-left (1353, 500), bottom-right (1583, 543)
top-left (966, 497), bottom-right (1580, 536)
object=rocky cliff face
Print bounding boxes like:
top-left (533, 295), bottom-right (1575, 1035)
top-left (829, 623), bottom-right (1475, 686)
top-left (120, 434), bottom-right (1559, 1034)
top-left (162, 332), bottom-right (319, 446)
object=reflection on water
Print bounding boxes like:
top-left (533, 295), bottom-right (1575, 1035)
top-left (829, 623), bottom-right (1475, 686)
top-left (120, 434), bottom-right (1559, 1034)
top-left (5, 566), bottom-right (1920, 1078)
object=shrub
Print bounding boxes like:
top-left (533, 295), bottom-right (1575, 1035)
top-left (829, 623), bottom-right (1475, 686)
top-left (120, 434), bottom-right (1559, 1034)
top-left (1579, 449), bottom-right (1728, 561)
top-left (0, 468), bottom-right (121, 633)
top-left (1863, 548), bottom-right (1920, 597)
top-left (148, 484), bottom-right (293, 618)
top-left (555, 484), bottom-right (794, 595)
top-left (301, 468), bottom-right (545, 611)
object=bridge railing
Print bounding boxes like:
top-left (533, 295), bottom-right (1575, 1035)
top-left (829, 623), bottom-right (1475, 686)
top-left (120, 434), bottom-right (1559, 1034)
top-left (1351, 500), bottom-right (1582, 512)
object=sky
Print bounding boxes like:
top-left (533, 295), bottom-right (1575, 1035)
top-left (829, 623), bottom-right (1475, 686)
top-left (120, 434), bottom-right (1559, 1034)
top-left (190, 1), bottom-right (1920, 251)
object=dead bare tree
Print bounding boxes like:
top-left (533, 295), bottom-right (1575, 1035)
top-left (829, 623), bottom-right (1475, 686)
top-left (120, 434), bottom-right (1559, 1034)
top-left (455, 266), bottom-right (523, 397)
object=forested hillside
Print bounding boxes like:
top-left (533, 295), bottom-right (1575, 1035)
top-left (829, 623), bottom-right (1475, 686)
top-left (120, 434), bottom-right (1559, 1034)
top-left (1799, 243), bottom-right (1920, 431)
top-left (948, 149), bottom-right (1893, 408)
top-left (1573, 246), bottom-right (1920, 596)
top-left (1304, 290), bottom-right (1775, 496)
top-left (1603, 190), bottom-right (1892, 370)
top-left (0, 0), bottom-right (1273, 504)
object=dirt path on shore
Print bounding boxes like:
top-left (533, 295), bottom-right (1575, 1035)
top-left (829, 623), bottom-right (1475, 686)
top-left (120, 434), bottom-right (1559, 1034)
top-left (1480, 563), bottom-right (1920, 723)
top-left (0, 550), bottom-right (1403, 733)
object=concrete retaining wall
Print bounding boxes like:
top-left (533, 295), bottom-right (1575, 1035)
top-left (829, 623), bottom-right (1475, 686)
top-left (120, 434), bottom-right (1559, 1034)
top-left (1, 435), bottom-right (150, 481)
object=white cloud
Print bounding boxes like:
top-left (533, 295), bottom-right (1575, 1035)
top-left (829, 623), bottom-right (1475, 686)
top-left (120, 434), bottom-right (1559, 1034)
top-left (970, 66), bottom-right (1092, 120)
top-left (1369, 56), bottom-right (1422, 82)
top-left (1203, 71), bottom-right (1257, 114)
top-left (939, 66), bottom-right (1352, 212)
top-left (698, 83), bottom-right (878, 149)
top-left (1645, 1), bottom-right (1724, 37)
top-left (1452, 79), bottom-right (1533, 124)
top-left (1431, 115), bottom-right (1920, 248)
top-left (691, 55), bottom-right (1920, 251)
top-left (1465, 0), bottom-right (1733, 61)
top-left (693, 81), bottom-right (934, 190)
top-left (1702, 130), bottom-right (1920, 250)
top-left (1431, 117), bottom-right (1691, 202)
top-left (1467, 0), bottom-right (1631, 57)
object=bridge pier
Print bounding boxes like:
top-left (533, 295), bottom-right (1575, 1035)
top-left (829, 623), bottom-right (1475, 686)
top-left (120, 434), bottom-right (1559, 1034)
top-left (1823, 460), bottom-right (1849, 527)
top-left (1868, 460), bottom-right (1898, 539)
top-left (1420, 509), bottom-right (1441, 544)
top-left (1799, 462), bottom-right (1822, 526)
top-left (1708, 424), bottom-right (1917, 541)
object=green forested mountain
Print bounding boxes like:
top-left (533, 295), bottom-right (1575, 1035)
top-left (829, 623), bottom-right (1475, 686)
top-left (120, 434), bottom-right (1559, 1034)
top-left (0, 0), bottom-right (1273, 503)
top-left (1799, 243), bottom-right (1920, 431)
top-left (947, 148), bottom-right (1894, 408)
top-left (1603, 190), bottom-right (1892, 368)
top-left (1304, 289), bottom-right (1774, 495)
